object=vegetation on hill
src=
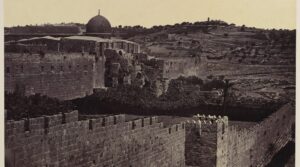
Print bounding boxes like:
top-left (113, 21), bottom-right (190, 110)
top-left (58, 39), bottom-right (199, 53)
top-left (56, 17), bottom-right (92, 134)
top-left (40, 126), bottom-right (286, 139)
top-left (5, 19), bottom-right (235, 37)
top-left (5, 91), bottom-right (73, 120)
top-left (5, 25), bottom-right (80, 34)
top-left (4, 75), bottom-right (284, 121)
top-left (72, 76), bottom-right (229, 114)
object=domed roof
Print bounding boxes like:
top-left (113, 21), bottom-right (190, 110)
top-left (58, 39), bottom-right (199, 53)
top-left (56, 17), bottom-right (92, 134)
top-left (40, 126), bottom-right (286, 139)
top-left (86, 14), bottom-right (111, 34)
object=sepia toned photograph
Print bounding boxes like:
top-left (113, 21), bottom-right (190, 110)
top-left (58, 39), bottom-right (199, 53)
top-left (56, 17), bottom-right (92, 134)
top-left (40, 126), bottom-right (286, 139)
top-left (3, 0), bottom-right (296, 166)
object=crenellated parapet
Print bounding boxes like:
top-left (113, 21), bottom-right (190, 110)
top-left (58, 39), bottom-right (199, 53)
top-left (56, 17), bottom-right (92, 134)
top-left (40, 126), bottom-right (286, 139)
top-left (5, 110), bottom-right (79, 136)
top-left (185, 114), bottom-right (229, 167)
top-left (4, 104), bottom-right (294, 167)
top-left (193, 114), bottom-right (228, 124)
top-left (5, 111), bottom-right (186, 167)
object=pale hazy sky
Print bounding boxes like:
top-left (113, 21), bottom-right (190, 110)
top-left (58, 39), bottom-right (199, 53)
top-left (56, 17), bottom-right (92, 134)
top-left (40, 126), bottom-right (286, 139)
top-left (4, 0), bottom-right (296, 29)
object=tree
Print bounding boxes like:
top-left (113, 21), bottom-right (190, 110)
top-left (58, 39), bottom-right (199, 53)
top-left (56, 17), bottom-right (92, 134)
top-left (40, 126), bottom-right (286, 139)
top-left (222, 79), bottom-right (234, 113)
top-left (241, 25), bottom-right (246, 32)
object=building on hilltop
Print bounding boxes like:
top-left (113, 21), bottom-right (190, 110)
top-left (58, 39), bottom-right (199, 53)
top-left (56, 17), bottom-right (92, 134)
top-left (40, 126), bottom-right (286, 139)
top-left (86, 9), bottom-right (112, 38)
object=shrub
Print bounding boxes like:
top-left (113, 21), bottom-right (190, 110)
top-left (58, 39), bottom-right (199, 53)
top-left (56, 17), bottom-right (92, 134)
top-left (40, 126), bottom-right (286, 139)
top-left (201, 79), bottom-right (226, 91)
top-left (5, 92), bottom-right (73, 120)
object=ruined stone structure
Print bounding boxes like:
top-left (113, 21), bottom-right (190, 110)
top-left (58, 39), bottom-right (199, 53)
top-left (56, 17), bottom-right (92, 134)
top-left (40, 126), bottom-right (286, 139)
top-left (157, 56), bottom-right (201, 80)
top-left (5, 104), bottom-right (294, 167)
top-left (138, 55), bottom-right (201, 96)
top-left (104, 49), bottom-right (143, 88)
top-left (5, 111), bottom-right (185, 167)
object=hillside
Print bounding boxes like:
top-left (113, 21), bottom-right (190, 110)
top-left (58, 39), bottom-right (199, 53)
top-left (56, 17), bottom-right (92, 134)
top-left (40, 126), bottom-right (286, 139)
top-left (129, 22), bottom-right (296, 107)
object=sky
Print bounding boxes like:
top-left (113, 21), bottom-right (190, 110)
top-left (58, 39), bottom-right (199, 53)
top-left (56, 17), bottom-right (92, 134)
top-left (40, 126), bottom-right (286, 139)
top-left (4, 0), bottom-right (296, 29)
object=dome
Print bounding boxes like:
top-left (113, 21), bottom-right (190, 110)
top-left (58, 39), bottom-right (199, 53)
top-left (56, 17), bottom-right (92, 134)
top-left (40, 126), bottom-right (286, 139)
top-left (86, 14), bottom-right (111, 34)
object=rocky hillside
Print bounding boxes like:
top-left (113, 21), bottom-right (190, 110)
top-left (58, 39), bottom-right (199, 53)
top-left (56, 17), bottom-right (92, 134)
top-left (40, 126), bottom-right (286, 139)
top-left (130, 21), bottom-right (295, 66)
top-left (129, 21), bottom-right (295, 108)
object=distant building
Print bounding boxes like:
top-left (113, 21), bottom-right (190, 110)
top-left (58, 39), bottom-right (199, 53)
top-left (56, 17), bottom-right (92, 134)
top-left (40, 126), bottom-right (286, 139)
top-left (5, 10), bottom-right (113, 41)
top-left (85, 10), bottom-right (112, 38)
top-left (4, 11), bottom-right (140, 100)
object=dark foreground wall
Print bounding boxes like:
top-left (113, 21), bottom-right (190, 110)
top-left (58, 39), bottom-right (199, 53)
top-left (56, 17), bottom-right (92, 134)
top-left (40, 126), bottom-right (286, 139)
top-left (5, 111), bottom-right (185, 167)
top-left (227, 103), bottom-right (295, 167)
top-left (184, 103), bottom-right (294, 167)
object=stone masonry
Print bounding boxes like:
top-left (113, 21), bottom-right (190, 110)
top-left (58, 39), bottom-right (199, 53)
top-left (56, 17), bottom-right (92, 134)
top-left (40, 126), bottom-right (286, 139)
top-left (185, 103), bottom-right (294, 167)
top-left (5, 112), bottom-right (185, 167)
top-left (5, 104), bottom-right (294, 167)
top-left (5, 53), bottom-right (105, 100)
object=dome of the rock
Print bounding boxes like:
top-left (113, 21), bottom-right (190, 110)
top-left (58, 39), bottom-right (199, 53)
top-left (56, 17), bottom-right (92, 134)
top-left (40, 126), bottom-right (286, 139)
top-left (86, 14), bottom-right (111, 34)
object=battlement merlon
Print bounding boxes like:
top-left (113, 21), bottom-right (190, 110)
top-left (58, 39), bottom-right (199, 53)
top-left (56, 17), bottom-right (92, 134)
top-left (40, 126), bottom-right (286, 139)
top-left (5, 111), bottom-right (127, 136)
top-left (193, 114), bottom-right (228, 124)
top-left (185, 114), bottom-right (229, 134)
top-left (169, 122), bottom-right (186, 134)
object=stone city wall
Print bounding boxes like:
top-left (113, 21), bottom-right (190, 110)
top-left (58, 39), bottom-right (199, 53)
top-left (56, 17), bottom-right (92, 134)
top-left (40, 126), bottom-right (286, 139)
top-left (5, 53), bottom-right (105, 100)
top-left (5, 111), bottom-right (186, 167)
top-left (185, 115), bottom-right (228, 167)
top-left (4, 104), bottom-right (293, 167)
top-left (227, 103), bottom-right (295, 167)
top-left (185, 103), bottom-right (294, 167)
